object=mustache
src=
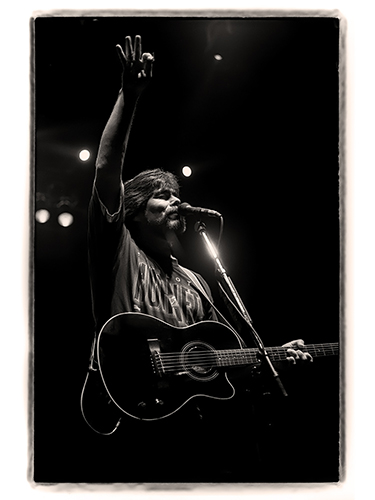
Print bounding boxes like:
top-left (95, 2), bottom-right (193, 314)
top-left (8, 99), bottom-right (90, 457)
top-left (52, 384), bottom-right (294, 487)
top-left (166, 206), bottom-right (181, 216)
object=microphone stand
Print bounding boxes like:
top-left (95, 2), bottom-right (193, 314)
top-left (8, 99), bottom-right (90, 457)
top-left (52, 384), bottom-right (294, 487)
top-left (194, 220), bottom-right (288, 397)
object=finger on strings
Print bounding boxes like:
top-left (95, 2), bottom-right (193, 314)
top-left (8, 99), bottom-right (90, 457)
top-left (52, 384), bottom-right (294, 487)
top-left (134, 35), bottom-right (142, 60)
top-left (286, 348), bottom-right (299, 363)
top-left (125, 36), bottom-right (134, 61)
top-left (296, 352), bottom-right (312, 363)
top-left (286, 348), bottom-right (297, 357)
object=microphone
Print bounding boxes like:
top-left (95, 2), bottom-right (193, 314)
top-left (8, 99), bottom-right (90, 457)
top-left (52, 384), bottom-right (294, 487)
top-left (178, 202), bottom-right (222, 218)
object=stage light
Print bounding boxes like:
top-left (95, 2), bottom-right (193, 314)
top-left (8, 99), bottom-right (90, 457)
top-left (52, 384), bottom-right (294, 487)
top-left (79, 149), bottom-right (90, 161)
top-left (35, 209), bottom-right (50, 224)
top-left (57, 212), bottom-right (74, 227)
top-left (182, 166), bottom-right (192, 177)
top-left (214, 54), bottom-right (223, 61)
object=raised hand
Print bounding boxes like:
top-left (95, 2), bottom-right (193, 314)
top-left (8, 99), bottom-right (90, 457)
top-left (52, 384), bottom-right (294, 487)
top-left (116, 35), bottom-right (154, 96)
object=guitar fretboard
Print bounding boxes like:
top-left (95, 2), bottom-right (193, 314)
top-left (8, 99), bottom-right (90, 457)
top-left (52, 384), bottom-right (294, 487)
top-left (157, 342), bottom-right (339, 374)
top-left (215, 343), bottom-right (339, 368)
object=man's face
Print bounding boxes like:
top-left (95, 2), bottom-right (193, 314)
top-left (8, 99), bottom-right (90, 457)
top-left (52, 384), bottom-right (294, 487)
top-left (135, 187), bottom-right (186, 234)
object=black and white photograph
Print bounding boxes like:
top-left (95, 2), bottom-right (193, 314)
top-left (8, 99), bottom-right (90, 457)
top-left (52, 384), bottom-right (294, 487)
top-left (31, 13), bottom-right (341, 487)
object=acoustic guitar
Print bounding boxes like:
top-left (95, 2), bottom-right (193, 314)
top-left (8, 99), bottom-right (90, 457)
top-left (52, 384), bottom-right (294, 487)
top-left (81, 312), bottom-right (338, 431)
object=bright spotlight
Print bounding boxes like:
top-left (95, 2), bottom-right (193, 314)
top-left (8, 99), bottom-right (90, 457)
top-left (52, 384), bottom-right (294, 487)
top-left (79, 149), bottom-right (90, 161)
top-left (182, 166), bottom-right (192, 177)
top-left (214, 54), bottom-right (223, 61)
top-left (57, 212), bottom-right (74, 227)
top-left (35, 209), bottom-right (50, 224)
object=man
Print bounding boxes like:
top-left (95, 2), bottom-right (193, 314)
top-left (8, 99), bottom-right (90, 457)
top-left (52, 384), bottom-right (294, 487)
top-left (86, 35), bottom-right (311, 482)
top-left (88, 36), bottom-right (221, 335)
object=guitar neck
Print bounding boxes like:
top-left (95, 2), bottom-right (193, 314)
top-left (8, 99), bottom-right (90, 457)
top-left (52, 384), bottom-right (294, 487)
top-left (217, 342), bottom-right (339, 368)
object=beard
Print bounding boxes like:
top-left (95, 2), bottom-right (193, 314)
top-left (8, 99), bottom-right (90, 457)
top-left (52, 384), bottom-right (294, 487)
top-left (165, 215), bottom-right (186, 234)
top-left (145, 208), bottom-right (187, 235)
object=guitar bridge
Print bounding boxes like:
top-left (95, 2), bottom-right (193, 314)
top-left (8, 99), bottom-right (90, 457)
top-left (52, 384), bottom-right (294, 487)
top-left (147, 339), bottom-right (165, 377)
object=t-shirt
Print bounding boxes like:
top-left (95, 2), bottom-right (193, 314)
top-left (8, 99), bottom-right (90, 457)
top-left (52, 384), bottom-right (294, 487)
top-left (88, 182), bottom-right (218, 333)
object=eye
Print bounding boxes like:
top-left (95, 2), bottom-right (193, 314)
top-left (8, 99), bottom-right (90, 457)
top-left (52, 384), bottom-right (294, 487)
top-left (155, 190), bottom-right (171, 200)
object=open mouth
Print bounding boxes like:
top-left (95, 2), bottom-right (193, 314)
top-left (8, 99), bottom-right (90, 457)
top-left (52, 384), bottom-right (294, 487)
top-left (168, 212), bottom-right (180, 220)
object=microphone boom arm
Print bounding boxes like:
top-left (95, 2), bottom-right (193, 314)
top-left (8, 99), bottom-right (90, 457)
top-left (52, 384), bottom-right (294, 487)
top-left (194, 220), bottom-right (288, 397)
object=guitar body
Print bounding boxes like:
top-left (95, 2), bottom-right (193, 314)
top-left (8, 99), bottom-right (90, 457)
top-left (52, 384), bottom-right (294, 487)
top-left (96, 313), bottom-right (243, 421)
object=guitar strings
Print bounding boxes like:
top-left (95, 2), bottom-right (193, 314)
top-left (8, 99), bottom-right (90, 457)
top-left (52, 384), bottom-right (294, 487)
top-left (155, 344), bottom-right (339, 363)
top-left (155, 343), bottom-right (338, 357)
top-left (154, 343), bottom-right (339, 364)
top-left (152, 343), bottom-right (339, 373)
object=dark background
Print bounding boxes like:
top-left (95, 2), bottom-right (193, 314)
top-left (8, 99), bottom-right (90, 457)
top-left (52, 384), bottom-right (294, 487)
top-left (33, 15), bottom-right (341, 483)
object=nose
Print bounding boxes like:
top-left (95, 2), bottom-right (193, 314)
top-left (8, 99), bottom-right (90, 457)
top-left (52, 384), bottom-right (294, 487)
top-left (170, 194), bottom-right (181, 206)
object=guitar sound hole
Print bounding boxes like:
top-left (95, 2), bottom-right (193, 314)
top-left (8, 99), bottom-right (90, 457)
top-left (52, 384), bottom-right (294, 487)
top-left (181, 341), bottom-right (219, 381)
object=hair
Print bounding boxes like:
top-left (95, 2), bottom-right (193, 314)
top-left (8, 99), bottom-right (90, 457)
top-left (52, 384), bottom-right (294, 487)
top-left (123, 168), bottom-right (180, 222)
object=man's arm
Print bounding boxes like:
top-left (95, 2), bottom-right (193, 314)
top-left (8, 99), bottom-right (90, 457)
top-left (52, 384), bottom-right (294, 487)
top-left (94, 35), bottom-right (154, 214)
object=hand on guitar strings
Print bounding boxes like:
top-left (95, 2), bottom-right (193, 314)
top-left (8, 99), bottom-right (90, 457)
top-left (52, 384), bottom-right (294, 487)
top-left (282, 339), bottom-right (313, 364)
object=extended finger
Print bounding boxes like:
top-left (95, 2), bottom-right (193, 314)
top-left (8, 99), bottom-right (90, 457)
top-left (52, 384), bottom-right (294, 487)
top-left (125, 36), bottom-right (134, 61)
top-left (134, 35), bottom-right (142, 61)
top-left (116, 44), bottom-right (126, 66)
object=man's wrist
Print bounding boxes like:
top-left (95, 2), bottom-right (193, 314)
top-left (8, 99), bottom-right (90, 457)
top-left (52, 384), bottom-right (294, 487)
top-left (119, 86), bottom-right (142, 102)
